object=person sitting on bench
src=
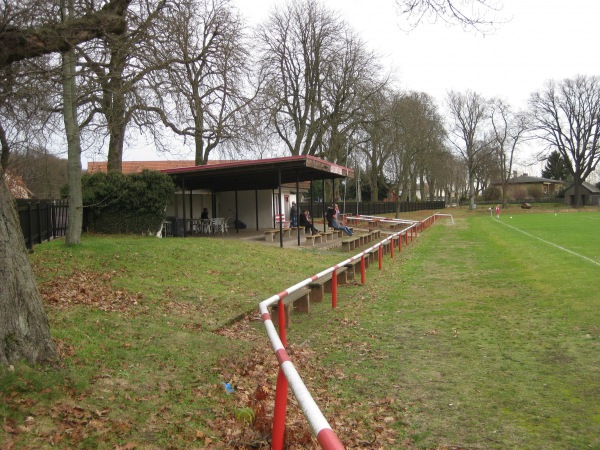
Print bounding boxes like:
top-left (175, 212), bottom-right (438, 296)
top-left (299, 210), bottom-right (319, 235)
top-left (328, 203), bottom-right (353, 236)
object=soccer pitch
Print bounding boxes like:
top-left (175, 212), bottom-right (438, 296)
top-left (495, 211), bottom-right (600, 267)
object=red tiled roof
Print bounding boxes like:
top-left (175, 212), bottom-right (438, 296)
top-left (4, 172), bottom-right (34, 199)
top-left (87, 160), bottom-right (225, 174)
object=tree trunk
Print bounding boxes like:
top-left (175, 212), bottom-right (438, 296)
top-left (469, 173), bottom-right (476, 210)
top-left (106, 122), bottom-right (125, 173)
top-left (573, 177), bottom-right (583, 207)
top-left (0, 179), bottom-right (57, 364)
top-left (105, 72), bottom-right (126, 174)
top-left (63, 45), bottom-right (83, 245)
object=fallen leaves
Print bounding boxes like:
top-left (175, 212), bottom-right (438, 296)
top-left (207, 315), bottom-right (405, 449)
top-left (39, 270), bottom-right (144, 312)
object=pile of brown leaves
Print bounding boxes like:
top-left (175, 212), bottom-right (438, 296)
top-left (39, 270), bottom-right (144, 312)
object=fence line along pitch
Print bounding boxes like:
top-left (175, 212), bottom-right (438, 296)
top-left (258, 212), bottom-right (452, 448)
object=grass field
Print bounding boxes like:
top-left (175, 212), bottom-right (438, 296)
top-left (1, 207), bottom-right (599, 448)
top-left (288, 207), bottom-right (600, 448)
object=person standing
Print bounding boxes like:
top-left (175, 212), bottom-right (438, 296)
top-left (290, 201), bottom-right (298, 227)
top-left (495, 204), bottom-right (500, 219)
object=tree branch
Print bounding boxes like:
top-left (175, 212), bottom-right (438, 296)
top-left (0, 0), bottom-right (132, 67)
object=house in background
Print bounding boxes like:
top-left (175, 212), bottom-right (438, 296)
top-left (563, 181), bottom-right (600, 206)
top-left (491, 173), bottom-right (564, 200)
top-left (4, 172), bottom-right (35, 199)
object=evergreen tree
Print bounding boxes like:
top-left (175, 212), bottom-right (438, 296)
top-left (541, 150), bottom-right (569, 180)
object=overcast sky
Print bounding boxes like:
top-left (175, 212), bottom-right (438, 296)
top-left (238, 0), bottom-right (599, 111)
top-left (115, 0), bottom-right (600, 176)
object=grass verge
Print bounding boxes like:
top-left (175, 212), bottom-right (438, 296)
top-left (1, 207), bottom-right (599, 448)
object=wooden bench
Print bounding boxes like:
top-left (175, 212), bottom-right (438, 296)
top-left (341, 232), bottom-right (371, 251)
top-left (264, 229), bottom-right (280, 241)
top-left (380, 240), bottom-right (391, 255)
top-left (341, 236), bottom-right (359, 252)
top-left (328, 228), bottom-right (343, 239)
top-left (344, 259), bottom-right (362, 281)
top-left (364, 248), bottom-right (378, 268)
top-left (308, 267), bottom-right (348, 302)
top-left (265, 227), bottom-right (293, 241)
top-left (321, 230), bottom-right (334, 241)
top-left (290, 226), bottom-right (306, 236)
top-left (305, 234), bottom-right (323, 246)
top-left (270, 287), bottom-right (311, 329)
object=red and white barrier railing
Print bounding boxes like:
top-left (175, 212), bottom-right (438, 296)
top-left (258, 212), bottom-right (452, 449)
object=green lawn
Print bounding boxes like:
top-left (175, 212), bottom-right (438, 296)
top-left (1, 208), bottom-right (599, 448)
top-left (287, 209), bottom-right (600, 448)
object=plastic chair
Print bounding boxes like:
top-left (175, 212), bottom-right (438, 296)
top-left (222, 218), bottom-right (230, 235)
top-left (201, 219), bottom-right (211, 234)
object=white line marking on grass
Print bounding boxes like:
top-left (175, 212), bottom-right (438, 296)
top-left (498, 220), bottom-right (600, 267)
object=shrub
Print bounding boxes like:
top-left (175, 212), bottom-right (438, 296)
top-left (482, 186), bottom-right (501, 201)
top-left (528, 185), bottom-right (543, 200)
top-left (82, 170), bottom-right (175, 234)
top-left (509, 187), bottom-right (528, 202)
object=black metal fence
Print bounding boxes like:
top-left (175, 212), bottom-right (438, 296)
top-left (298, 200), bottom-right (446, 219)
top-left (16, 199), bottom-right (69, 249)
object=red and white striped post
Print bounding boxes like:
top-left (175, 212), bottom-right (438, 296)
top-left (272, 368), bottom-right (288, 450)
top-left (332, 269), bottom-right (338, 308)
top-left (360, 254), bottom-right (366, 284)
top-left (273, 297), bottom-right (288, 450)
top-left (278, 298), bottom-right (286, 346)
top-left (260, 297), bottom-right (345, 450)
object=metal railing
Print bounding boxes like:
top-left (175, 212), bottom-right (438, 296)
top-left (299, 200), bottom-right (445, 219)
top-left (259, 212), bottom-right (452, 448)
top-left (16, 199), bottom-right (68, 249)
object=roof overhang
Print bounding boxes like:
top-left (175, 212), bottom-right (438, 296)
top-left (162, 155), bottom-right (354, 192)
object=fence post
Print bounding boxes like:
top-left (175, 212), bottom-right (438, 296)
top-left (390, 238), bottom-right (394, 258)
top-left (272, 299), bottom-right (288, 450)
top-left (360, 255), bottom-right (366, 284)
top-left (332, 270), bottom-right (338, 308)
top-left (278, 299), bottom-right (287, 346)
top-left (378, 245), bottom-right (383, 270)
top-left (272, 368), bottom-right (288, 450)
top-left (27, 203), bottom-right (33, 249)
top-left (36, 202), bottom-right (42, 246)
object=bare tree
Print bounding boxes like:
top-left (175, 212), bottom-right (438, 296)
top-left (256, 0), bottom-right (342, 156)
top-left (256, 0), bottom-right (384, 161)
top-left (0, 59), bottom-right (56, 174)
top-left (381, 91), bottom-right (446, 208)
top-left (145, 0), bottom-right (252, 165)
top-left (61, 0), bottom-right (85, 245)
top-left (529, 75), bottom-right (600, 207)
top-left (489, 98), bottom-right (528, 206)
top-left (76, 0), bottom-right (168, 173)
top-left (0, 0), bottom-right (130, 67)
top-left (394, 0), bottom-right (504, 32)
top-left (9, 149), bottom-right (68, 198)
top-left (358, 90), bottom-right (394, 202)
top-left (0, 0), bottom-right (130, 365)
top-left (446, 90), bottom-right (492, 209)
